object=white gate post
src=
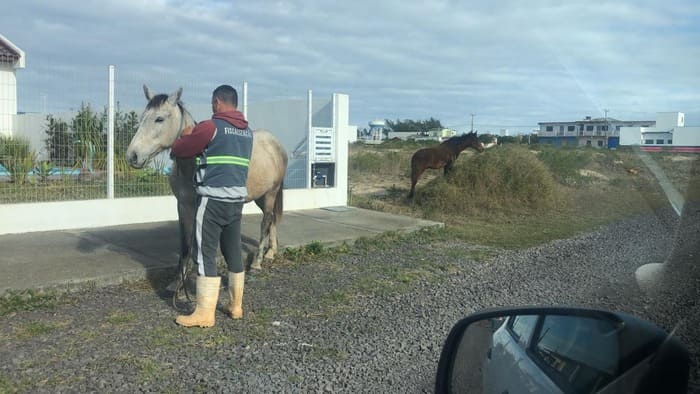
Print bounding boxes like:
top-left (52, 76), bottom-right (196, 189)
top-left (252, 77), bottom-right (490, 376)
top-left (307, 89), bottom-right (313, 189)
top-left (107, 65), bottom-right (115, 199)
top-left (242, 81), bottom-right (248, 119)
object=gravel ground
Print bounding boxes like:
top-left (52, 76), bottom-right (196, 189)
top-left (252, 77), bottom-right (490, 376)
top-left (1, 207), bottom-right (698, 393)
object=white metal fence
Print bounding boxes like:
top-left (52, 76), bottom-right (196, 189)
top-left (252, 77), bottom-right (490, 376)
top-left (0, 64), bottom-right (338, 204)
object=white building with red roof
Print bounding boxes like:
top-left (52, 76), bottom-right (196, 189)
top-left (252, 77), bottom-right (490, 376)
top-left (0, 33), bottom-right (25, 136)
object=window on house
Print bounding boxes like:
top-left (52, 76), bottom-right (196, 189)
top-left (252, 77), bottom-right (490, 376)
top-left (656, 139), bottom-right (664, 144)
top-left (596, 125), bottom-right (602, 131)
top-left (644, 139), bottom-right (654, 144)
top-left (598, 140), bottom-right (604, 147)
top-left (546, 126), bottom-right (553, 132)
top-left (559, 125), bottom-right (564, 132)
top-left (586, 125), bottom-right (594, 131)
top-left (568, 126), bottom-right (575, 132)
top-left (616, 126), bottom-right (621, 131)
top-left (580, 125), bottom-right (584, 131)
top-left (601, 125), bottom-right (608, 131)
top-left (668, 139), bottom-right (673, 144)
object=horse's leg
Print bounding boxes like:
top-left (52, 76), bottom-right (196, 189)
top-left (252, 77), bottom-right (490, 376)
top-left (444, 161), bottom-right (453, 175)
top-left (408, 165), bottom-right (424, 199)
top-left (264, 185), bottom-right (283, 260)
top-left (251, 192), bottom-right (275, 270)
top-left (168, 199), bottom-right (194, 293)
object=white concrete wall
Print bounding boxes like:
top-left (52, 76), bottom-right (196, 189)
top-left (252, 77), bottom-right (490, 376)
top-left (0, 64), bottom-right (17, 136)
top-left (12, 112), bottom-right (55, 158)
top-left (0, 186), bottom-right (350, 235)
top-left (656, 112), bottom-right (684, 128)
top-left (620, 127), bottom-right (642, 145)
top-left (674, 127), bottom-right (700, 146)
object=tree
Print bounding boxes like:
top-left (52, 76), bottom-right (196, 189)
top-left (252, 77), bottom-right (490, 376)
top-left (71, 103), bottom-right (106, 171)
top-left (44, 102), bottom-right (139, 171)
top-left (44, 115), bottom-right (73, 167)
top-left (385, 117), bottom-right (444, 135)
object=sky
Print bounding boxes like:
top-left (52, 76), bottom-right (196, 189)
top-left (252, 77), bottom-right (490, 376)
top-left (2, 0), bottom-right (699, 134)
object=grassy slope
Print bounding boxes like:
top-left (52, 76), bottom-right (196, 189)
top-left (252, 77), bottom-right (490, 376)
top-left (349, 143), bottom-right (676, 249)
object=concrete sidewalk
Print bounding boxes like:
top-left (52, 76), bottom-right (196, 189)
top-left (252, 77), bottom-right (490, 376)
top-left (0, 207), bottom-right (442, 293)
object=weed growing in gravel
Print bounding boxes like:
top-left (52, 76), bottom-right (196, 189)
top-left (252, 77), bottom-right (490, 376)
top-left (137, 357), bottom-right (168, 383)
top-left (105, 310), bottom-right (137, 324)
top-left (0, 374), bottom-right (30, 393)
top-left (147, 325), bottom-right (180, 348)
top-left (283, 241), bottom-right (325, 262)
top-left (16, 321), bottom-right (58, 339)
top-left (0, 289), bottom-right (70, 316)
top-left (309, 346), bottom-right (349, 361)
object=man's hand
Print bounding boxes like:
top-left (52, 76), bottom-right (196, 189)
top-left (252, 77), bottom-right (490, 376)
top-left (181, 126), bottom-right (194, 136)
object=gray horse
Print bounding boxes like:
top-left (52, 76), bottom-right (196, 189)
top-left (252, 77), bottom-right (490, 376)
top-left (126, 86), bottom-right (288, 273)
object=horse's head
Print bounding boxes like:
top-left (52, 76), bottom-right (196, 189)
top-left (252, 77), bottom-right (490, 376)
top-left (469, 132), bottom-right (485, 152)
top-left (125, 85), bottom-right (185, 168)
top-left (449, 131), bottom-right (484, 153)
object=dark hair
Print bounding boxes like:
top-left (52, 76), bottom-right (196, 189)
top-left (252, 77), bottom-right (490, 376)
top-left (212, 85), bottom-right (238, 107)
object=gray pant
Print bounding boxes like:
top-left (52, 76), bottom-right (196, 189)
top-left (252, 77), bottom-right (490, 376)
top-left (192, 196), bottom-right (245, 277)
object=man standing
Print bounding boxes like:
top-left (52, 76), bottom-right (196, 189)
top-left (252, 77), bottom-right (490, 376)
top-left (171, 85), bottom-right (252, 328)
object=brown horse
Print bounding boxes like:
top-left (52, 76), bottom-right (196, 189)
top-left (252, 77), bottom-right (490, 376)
top-left (407, 132), bottom-right (484, 199)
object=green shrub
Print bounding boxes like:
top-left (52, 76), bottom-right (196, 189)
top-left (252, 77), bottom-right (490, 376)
top-left (415, 145), bottom-right (559, 214)
top-left (0, 135), bottom-right (35, 185)
top-left (537, 146), bottom-right (592, 185)
top-left (349, 152), bottom-right (383, 173)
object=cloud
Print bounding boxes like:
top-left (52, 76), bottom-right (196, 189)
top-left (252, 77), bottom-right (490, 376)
top-left (1, 0), bottom-right (699, 132)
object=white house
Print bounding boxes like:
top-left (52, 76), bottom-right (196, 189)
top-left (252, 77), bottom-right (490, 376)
top-left (620, 112), bottom-right (700, 152)
top-left (0, 33), bottom-right (25, 136)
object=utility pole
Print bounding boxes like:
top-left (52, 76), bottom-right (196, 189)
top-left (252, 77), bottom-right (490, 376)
top-left (604, 109), bottom-right (609, 137)
top-left (470, 113), bottom-right (475, 132)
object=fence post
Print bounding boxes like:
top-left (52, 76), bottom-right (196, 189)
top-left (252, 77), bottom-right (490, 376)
top-left (107, 65), bottom-right (115, 199)
top-left (307, 89), bottom-right (313, 189)
top-left (242, 81), bottom-right (248, 119)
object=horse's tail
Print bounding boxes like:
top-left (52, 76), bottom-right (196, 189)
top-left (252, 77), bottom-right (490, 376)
top-left (273, 181), bottom-right (284, 224)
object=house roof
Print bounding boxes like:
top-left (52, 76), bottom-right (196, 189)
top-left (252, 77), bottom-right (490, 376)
top-left (538, 117), bottom-right (654, 125)
top-left (0, 33), bottom-right (25, 68)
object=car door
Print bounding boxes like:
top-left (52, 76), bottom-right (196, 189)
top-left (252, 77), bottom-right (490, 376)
top-left (484, 315), bottom-right (562, 393)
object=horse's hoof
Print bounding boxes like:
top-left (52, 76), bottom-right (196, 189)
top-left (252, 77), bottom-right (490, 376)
top-left (250, 261), bottom-right (262, 270)
top-left (264, 249), bottom-right (276, 260)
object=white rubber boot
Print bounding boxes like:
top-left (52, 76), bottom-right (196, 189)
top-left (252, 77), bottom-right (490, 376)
top-left (224, 272), bottom-right (245, 319)
top-left (175, 276), bottom-right (221, 328)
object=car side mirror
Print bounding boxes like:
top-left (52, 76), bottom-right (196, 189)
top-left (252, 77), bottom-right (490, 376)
top-left (435, 307), bottom-right (689, 394)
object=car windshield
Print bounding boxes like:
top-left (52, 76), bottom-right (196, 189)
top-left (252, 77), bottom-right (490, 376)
top-left (0, 1), bottom-right (697, 392)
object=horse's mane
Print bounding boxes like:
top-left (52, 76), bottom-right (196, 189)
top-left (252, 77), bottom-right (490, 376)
top-left (441, 131), bottom-right (476, 147)
top-left (146, 94), bottom-right (171, 109)
top-left (146, 94), bottom-right (196, 125)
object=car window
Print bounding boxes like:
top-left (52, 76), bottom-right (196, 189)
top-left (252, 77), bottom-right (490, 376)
top-left (532, 315), bottom-right (620, 393)
top-left (508, 315), bottom-right (539, 347)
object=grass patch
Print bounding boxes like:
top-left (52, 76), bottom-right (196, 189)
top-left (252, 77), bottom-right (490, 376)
top-left (105, 310), bottom-right (137, 325)
top-left (0, 374), bottom-right (30, 394)
top-left (349, 144), bottom-right (672, 249)
top-left (0, 289), bottom-right (70, 317)
top-left (15, 321), bottom-right (58, 339)
top-left (147, 326), bottom-right (180, 348)
top-left (536, 146), bottom-right (593, 185)
top-left (137, 357), bottom-right (168, 383)
top-left (309, 346), bottom-right (349, 361)
top-left (415, 145), bottom-right (559, 215)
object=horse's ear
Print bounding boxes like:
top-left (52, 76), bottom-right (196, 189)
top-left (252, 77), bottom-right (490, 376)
top-left (143, 84), bottom-right (154, 101)
top-left (168, 87), bottom-right (183, 104)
